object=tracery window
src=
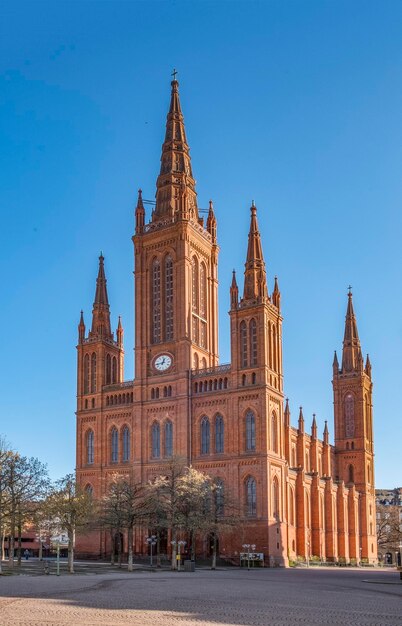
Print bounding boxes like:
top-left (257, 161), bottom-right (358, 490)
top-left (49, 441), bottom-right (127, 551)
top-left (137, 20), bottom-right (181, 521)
top-left (245, 410), bottom-right (256, 451)
top-left (250, 318), bottom-right (257, 366)
top-left (246, 476), bottom-right (257, 517)
top-left (86, 429), bottom-right (94, 464)
top-left (271, 412), bottom-right (278, 453)
top-left (165, 255), bottom-right (174, 341)
top-left (152, 422), bottom-right (160, 458)
top-left (240, 321), bottom-right (248, 368)
top-left (111, 427), bottom-right (118, 463)
top-left (344, 393), bottom-right (355, 438)
top-left (201, 416), bottom-right (210, 454)
top-left (152, 259), bottom-right (161, 343)
top-left (112, 356), bottom-right (117, 384)
top-left (215, 414), bottom-right (224, 454)
top-left (106, 354), bottom-right (111, 384)
top-left (164, 420), bottom-right (173, 457)
top-left (90, 353), bottom-right (97, 393)
top-left (84, 354), bottom-right (90, 394)
top-left (122, 426), bottom-right (130, 462)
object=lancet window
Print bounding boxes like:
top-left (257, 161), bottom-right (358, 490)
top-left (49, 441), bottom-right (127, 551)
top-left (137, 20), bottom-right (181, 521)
top-left (240, 321), bottom-right (248, 368)
top-left (84, 354), bottom-right (90, 394)
top-left (165, 255), bottom-right (174, 341)
top-left (152, 422), bottom-right (160, 458)
top-left (250, 318), bottom-right (257, 366)
top-left (152, 259), bottom-right (161, 343)
top-left (122, 426), bottom-right (130, 462)
top-left (201, 416), bottom-right (210, 454)
top-left (86, 429), bottom-right (94, 465)
top-left (245, 410), bottom-right (256, 451)
top-left (90, 353), bottom-right (97, 393)
top-left (246, 476), bottom-right (257, 517)
top-left (164, 420), bottom-right (173, 457)
top-left (111, 427), bottom-right (118, 463)
top-left (215, 414), bottom-right (224, 454)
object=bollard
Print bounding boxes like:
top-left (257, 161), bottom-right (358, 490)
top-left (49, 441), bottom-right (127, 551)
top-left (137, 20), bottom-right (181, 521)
top-left (44, 560), bottom-right (50, 575)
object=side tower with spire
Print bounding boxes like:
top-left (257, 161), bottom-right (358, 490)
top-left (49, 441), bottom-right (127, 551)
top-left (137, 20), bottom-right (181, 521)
top-left (76, 254), bottom-right (124, 477)
top-left (332, 290), bottom-right (376, 563)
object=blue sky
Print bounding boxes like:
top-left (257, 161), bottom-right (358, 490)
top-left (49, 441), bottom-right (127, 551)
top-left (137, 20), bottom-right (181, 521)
top-left (1, 0), bottom-right (401, 486)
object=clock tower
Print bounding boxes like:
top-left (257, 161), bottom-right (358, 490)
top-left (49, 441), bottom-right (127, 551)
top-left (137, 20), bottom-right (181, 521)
top-left (132, 78), bottom-right (219, 472)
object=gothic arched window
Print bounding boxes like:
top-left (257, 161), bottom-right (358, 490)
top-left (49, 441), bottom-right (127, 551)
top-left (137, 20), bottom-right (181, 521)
top-left (164, 420), bottom-right (173, 457)
top-left (106, 354), bottom-right (111, 385)
top-left (348, 464), bottom-right (355, 484)
top-left (289, 486), bottom-right (295, 526)
top-left (246, 476), bottom-right (257, 517)
top-left (152, 422), bottom-right (160, 458)
top-left (240, 321), bottom-right (248, 368)
top-left (272, 325), bottom-right (277, 372)
top-left (250, 318), bottom-right (257, 366)
top-left (111, 427), bottom-right (118, 463)
top-left (85, 483), bottom-right (94, 497)
top-left (192, 257), bottom-right (199, 313)
top-left (86, 429), bottom-right (94, 465)
top-left (215, 414), bottom-right (224, 454)
top-left (122, 426), bottom-right (130, 462)
top-left (112, 356), bottom-right (117, 384)
top-left (152, 259), bottom-right (161, 344)
top-left (272, 477), bottom-right (280, 519)
top-left (245, 410), bottom-right (256, 451)
top-left (84, 354), bottom-right (90, 394)
top-left (271, 412), bottom-right (278, 453)
top-left (344, 393), bottom-right (355, 438)
top-left (201, 416), bottom-right (210, 454)
top-left (165, 255), bottom-right (174, 341)
top-left (90, 353), bottom-right (97, 393)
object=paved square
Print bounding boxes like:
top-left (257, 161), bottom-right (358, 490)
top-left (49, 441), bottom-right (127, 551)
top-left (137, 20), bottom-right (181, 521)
top-left (0, 567), bottom-right (401, 625)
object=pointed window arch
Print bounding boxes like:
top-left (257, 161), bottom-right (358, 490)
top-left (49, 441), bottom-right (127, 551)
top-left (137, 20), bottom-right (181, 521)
top-left (152, 258), bottom-right (161, 343)
top-left (192, 257), bottom-right (199, 313)
top-left (112, 356), bottom-right (117, 384)
top-left (272, 325), bottom-right (277, 372)
top-left (271, 412), bottom-right (278, 453)
top-left (215, 414), bottom-right (224, 454)
top-left (240, 321), bottom-right (248, 368)
top-left (348, 464), bottom-right (355, 484)
top-left (289, 486), bottom-right (295, 526)
top-left (245, 410), bottom-right (256, 451)
top-left (84, 354), bottom-right (90, 394)
top-left (193, 353), bottom-right (199, 371)
top-left (164, 420), bottom-right (173, 457)
top-left (111, 427), bottom-right (118, 463)
top-left (152, 422), bottom-right (160, 458)
top-left (200, 261), bottom-right (207, 325)
top-left (250, 318), bottom-right (257, 366)
top-left (246, 476), bottom-right (257, 517)
top-left (165, 255), bottom-right (174, 341)
top-left (86, 429), bottom-right (94, 465)
top-left (122, 426), bottom-right (130, 462)
top-left (272, 476), bottom-right (280, 519)
top-left (106, 354), bottom-right (111, 385)
top-left (201, 416), bottom-right (210, 454)
top-left (344, 393), bottom-right (355, 438)
top-left (90, 353), bottom-right (97, 393)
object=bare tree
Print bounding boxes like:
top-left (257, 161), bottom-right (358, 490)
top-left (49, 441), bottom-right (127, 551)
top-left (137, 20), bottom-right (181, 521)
top-left (377, 503), bottom-right (402, 561)
top-left (46, 474), bottom-right (94, 573)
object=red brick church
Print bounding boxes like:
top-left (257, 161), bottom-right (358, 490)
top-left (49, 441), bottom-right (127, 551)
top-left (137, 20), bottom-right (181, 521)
top-left (75, 78), bottom-right (377, 566)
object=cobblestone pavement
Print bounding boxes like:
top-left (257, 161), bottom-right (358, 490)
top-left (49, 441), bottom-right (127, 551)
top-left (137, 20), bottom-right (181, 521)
top-left (0, 567), bottom-right (401, 625)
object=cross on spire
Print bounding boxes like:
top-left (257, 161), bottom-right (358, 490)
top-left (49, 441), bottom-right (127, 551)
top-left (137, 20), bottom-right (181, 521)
top-left (171, 68), bottom-right (178, 81)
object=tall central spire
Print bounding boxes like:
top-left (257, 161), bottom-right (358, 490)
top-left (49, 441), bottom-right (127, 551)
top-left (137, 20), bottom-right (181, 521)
top-left (90, 254), bottom-right (112, 339)
top-left (154, 77), bottom-right (198, 221)
top-left (243, 202), bottom-right (268, 301)
top-left (341, 289), bottom-right (363, 372)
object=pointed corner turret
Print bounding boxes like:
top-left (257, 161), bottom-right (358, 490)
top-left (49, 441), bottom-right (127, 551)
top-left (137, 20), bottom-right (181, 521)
top-left (311, 414), bottom-right (317, 439)
top-left (323, 420), bottom-right (329, 445)
top-left (230, 269), bottom-right (239, 310)
top-left (117, 315), bottom-right (124, 348)
top-left (78, 310), bottom-right (85, 344)
top-left (284, 398), bottom-right (290, 426)
top-left (341, 288), bottom-right (363, 373)
top-left (333, 350), bottom-right (339, 377)
top-left (135, 188), bottom-right (145, 234)
top-left (243, 201), bottom-right (268, 302)
top-left (365, 353), bottom-right (372, 378)
top-left (90, 254), bottom-right (112, 340)
top-left (272, 275), bottom-right (281, 310)
top-left (207, 200), bottom-right (217, 243)
top-left (154, 74), bottom-right (198, 222)
top-left (298, 406), bottom-right (304, 433)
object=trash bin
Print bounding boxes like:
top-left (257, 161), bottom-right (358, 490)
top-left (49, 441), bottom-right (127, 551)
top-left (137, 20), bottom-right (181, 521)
top-left (184, 559), bottom-right (195, 572)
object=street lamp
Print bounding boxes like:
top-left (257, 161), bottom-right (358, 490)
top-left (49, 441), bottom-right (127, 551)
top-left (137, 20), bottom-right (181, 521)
top-left (171, 540), bottom-right (186, 571)
top-left (359, 547), bottom-right (363, 568)
top-left (145, 535), bottom-right (157, 567)
top-left (242, 543), bottom-right (256, 571)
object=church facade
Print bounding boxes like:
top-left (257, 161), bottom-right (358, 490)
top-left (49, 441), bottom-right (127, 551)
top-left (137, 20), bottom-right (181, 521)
top-left (75, 79), bottom-right (377, 566)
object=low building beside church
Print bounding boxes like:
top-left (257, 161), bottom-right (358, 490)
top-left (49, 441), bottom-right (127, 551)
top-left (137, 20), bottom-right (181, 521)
top-left (75, 78), bottom-right (377, 566)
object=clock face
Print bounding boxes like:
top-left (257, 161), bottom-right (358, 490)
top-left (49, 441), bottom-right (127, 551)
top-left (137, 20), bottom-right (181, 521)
top-left (154, 354), bottom-right (172, 372)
